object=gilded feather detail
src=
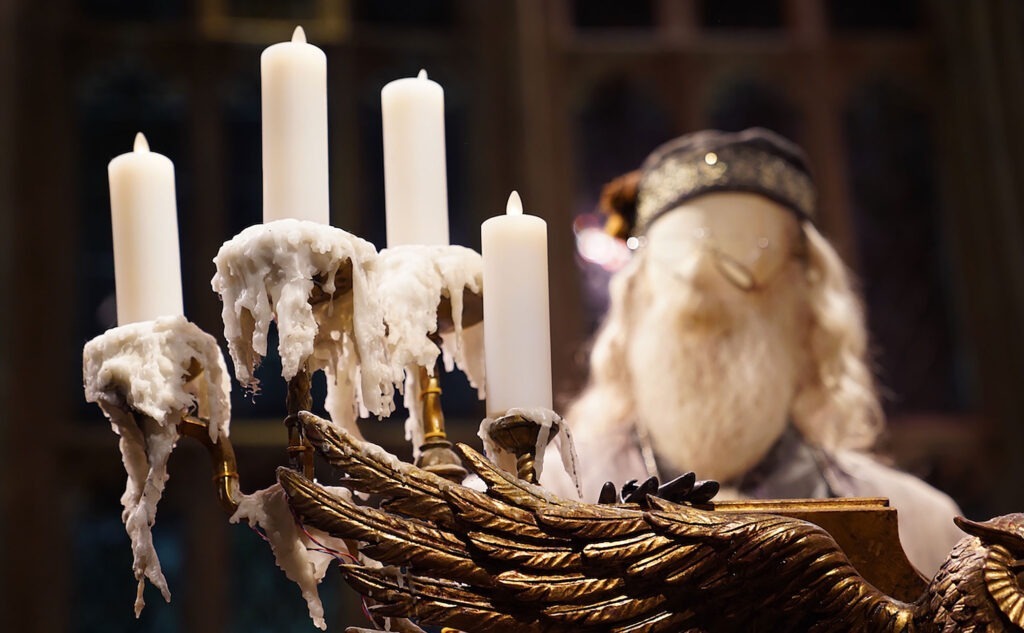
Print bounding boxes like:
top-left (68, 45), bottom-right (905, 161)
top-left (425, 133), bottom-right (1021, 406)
top-left (279, 413), bottom-right (1024, 632)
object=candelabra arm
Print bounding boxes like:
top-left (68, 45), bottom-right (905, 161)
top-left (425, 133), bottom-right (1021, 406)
top-left (285, 369), bottom-right (316, 478)
top-left (419, 365), bottom-right (447, 441)
top-left (178, 415), bottom-right (242, 515)
top-left (413, 365), bottom-right (467, 483)
top-left (486, 413), bottom-right (560, 483)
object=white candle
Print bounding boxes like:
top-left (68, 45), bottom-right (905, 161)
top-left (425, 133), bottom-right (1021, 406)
top-left (261, 26), bottom-right (329, 224)
top-left (108, 132), bottom-right (184, 325)
top-left (381, 69), bottom-right (449, 246)
top-left (481, 192), bottom-right (552, 416)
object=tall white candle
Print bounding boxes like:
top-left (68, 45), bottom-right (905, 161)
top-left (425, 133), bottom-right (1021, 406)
top-left (261, 26), bottom-right (329, 224)
top-left (108, 132), bottom-right (184, 325)
top-left (381, 69), bottom-right (449, 246)
top-left (482, 192), bottom-right (552, 416)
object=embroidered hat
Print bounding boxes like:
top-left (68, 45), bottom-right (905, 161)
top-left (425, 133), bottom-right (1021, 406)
top-left (633, 127), bottom-right (816, 236)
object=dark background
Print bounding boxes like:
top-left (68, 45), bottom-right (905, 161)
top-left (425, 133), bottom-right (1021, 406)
top-left (2, 0), bottom-right (1023, 630)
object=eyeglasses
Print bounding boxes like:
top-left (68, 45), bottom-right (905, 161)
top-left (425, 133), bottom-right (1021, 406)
top-left (643, 225), bottom-right (806, 292)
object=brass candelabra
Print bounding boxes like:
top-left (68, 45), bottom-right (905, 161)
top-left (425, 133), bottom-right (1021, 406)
top-left (173, 283), bottom-right (486, 519)
top-left (89, 254), bottom-right (1024, 632)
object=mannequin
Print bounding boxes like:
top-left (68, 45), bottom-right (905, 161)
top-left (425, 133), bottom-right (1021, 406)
top-left (542, 128), bottom-right (963, 576)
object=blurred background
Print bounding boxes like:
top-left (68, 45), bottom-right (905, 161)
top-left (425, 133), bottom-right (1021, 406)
top-left (2, 0), bottom-right (1024, 630)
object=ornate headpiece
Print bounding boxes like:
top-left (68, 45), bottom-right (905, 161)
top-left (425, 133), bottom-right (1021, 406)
top-left (634, 127), bottom-right (816, 235)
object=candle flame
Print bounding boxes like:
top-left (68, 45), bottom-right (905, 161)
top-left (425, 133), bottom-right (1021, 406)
top-left (133, 132), bottom-right (150, 153)
top-left (418, 69), bottom-right (428, 80)
top-left (292, 26), bottom-right (307, 43)
top-left (506, 191), bottom-right (523, 216)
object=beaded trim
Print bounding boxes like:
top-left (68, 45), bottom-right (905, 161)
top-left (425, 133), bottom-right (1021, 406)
top-left (635, 145), bottom-right (816, 235)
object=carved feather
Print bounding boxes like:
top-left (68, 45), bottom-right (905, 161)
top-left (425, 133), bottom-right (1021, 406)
top-left (533, 503), bottom-right (650, 540)
top-left (444, 485), bottom-right (566, 544)
top-left (340, 565), bottom-right (552, 633)
top-left (278, 467), bottom-right (494, 586)
top-left (466, 531), bottom-right (580, 572)
top-left (280, 413), bottom-right (1024, 632)
top-left (540, 591), bottom-right (668, 627)
top-left (495, 569), bottom-right (624, 603)
top-left (578, 536), bottom-right (679, 582)
top-left (299, 411), bottom-right (456, 528)
top-left (453, 442), bottom-right (572, 510)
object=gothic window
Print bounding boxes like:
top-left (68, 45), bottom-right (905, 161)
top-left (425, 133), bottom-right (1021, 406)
top-left (826, 0), bottom-right (922, 31)
top-left (79, 0), bottom-right (186, 21)
top-left (572, 0), bottom-right (656, 30)
top-left (844, 79), bottom-right (965, 414)
top-left (573, 76), bottom-right (674, 328)
top-left (225, 0), bottom-right (317, 20)
top-left (221, 70), bottom-right (261, 239)
top-left (706, 76), bottom-right (801, 144)
top-left (699, 0), bottom-right (783, 30)
top-left (352, 0), bottom-right (455, 29)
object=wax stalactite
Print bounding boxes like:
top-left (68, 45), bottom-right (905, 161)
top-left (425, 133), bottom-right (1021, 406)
top-left (82, 316), bottom-right (233, 617)
top-left (481, 191), bottom-right (553, 417)
top-left (210, 220), bottom-right (397, 421)
top-left (230, 483), bottom-right (355, 631)
top-left (108, 132), bottom-right (184, 326)
top-left (261, 25), bottom-right (329, 225)
top-left (381, 68), bottom-right (450, 247)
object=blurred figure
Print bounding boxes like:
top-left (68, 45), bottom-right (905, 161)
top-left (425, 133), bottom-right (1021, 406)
top-left (543, 128), bottom-right (962, 575)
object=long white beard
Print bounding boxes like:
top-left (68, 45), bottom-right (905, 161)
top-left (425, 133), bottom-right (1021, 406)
top-left (625, 255), bottom-right (807, 483)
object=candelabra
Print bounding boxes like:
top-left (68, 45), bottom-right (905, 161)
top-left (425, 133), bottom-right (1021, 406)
top-left (84, 218), bottom-right (556, 629)
top-left (84, 221), bottom-right (1024, 632)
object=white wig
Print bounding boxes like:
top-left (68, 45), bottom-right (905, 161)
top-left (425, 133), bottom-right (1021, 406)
top-left (790, 222), bottom-right (882, 451)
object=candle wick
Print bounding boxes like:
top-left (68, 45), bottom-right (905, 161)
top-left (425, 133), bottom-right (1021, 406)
top-left (133, 132), bottom-right (150, 153)
top-left (418, 69), bottom-right (428, 80)
top-left (292, 25), bottom-right (307, 43)
top-left (506, 191), bottom-right (523, 216)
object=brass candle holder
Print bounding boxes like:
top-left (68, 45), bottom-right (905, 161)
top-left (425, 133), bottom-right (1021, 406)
top-left (284, 368), bottom-right (316, 479)
top-left (484, 412), bottom-right (560, 483)
top-left (170, 268), bottom-right (482, 519)
top-left (179, 359), bottom-right (241, 514)
top-left (412, 364), bottom-right (467, 483)
top-left (177, 414), bottom-right (242, 514)
top-left (410, 286), bottom-right (484, 483)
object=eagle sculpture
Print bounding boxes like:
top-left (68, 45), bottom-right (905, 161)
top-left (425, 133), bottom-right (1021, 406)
top-left (278, 412), bottom-right (1024, 632)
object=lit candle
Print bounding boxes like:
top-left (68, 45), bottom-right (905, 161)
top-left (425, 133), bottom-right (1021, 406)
top-left (481, 192), bottom-right (552, 416)
top-left (108, 132), bottom-right (184, 325)
top-left (381, 69), bottom-right (449, 246)
top-left (261, 25), bottom-right (329, 224)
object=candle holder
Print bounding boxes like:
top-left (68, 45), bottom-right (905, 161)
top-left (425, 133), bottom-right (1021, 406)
top-left (86, 223), bottom-right (494, 629)
top-left (412, 364), bottom-right (467, 483)
top-left (410, 287), bottom-right (482, 484)
top-left (284, 369), bottom-right (316, 479)
top-left (87, 254), bottom-right (1023, 632)
top-left (177, 414), bottom-right (241, 514)
top-left (309, 260), bottom-right (354, 305)
top-left (484, 412), bottom-right (560, 483)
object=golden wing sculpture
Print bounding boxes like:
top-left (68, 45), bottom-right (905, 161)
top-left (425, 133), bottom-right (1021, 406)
top-left (279, 412), bottom-right (1024, 632)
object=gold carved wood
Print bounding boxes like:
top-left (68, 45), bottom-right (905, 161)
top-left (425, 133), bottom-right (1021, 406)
top-left (280, 413), bottom-right (1024, 632)
top-left (711, 498), bottom-right (927, 603)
